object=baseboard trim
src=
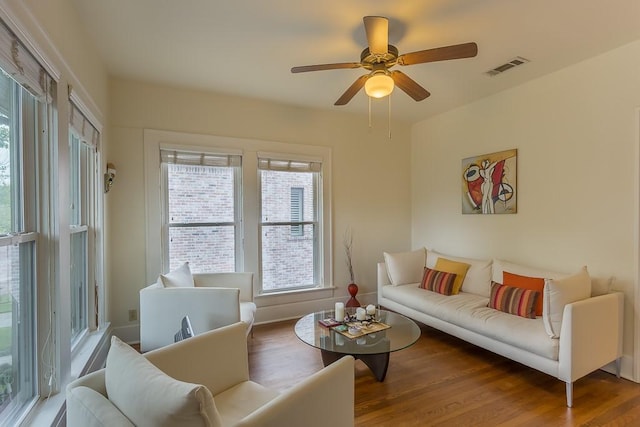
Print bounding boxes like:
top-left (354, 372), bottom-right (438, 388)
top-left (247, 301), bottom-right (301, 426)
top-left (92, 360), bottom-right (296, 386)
top-left (112, 323), bottom-right (140, 344)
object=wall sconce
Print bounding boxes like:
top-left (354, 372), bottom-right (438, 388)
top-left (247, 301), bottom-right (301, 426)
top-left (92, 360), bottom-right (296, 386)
top-left (104, 163), bottom-right (116, 193)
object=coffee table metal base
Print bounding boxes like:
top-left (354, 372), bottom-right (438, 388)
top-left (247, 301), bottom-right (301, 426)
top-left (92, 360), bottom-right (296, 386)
top-left (321, 349), bottom-right (390, 382)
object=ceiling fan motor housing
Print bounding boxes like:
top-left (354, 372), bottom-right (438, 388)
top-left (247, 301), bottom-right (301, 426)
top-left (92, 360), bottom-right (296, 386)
top-left (360, 45), bottom-right (399, 70)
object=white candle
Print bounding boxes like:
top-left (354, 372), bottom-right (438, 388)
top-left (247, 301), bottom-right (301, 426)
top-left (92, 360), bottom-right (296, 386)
top-left (356, 307), bottom-right (366, 320)
top-left (366, 304), bottom-right (376, 315)
top-left (334, 302), bottom-right (345, 321)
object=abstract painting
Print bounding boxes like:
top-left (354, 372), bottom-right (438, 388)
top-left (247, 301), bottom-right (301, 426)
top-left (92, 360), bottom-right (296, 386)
top-left (462, 149), bottom-right (517, 214)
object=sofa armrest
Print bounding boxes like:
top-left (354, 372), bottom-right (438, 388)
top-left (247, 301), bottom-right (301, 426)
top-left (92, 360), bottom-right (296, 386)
top-left (194, 272), bottom-right (254, 302)
top-left (140, 287), bottom-right (240, 352)
top-left (558, 292), bottom-right (623, 382)
top-left (144, 322), bottom-right (250, 396)
top-left (236, 355), bottom-right (355, 427)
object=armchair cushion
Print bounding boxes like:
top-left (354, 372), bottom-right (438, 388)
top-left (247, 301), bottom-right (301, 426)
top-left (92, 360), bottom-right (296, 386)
top-left (105, 336), bottom-right (222, 427)
top-left (159, 262), bottom-right (195, 288)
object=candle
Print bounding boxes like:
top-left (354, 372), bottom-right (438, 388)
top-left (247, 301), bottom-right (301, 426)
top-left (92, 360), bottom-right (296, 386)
top-left (356, 307), bottom-right (366, 321)
top-left (334, 302), bottom-right (345, 321)
top-left (366, 304), bottom-right (376, 315)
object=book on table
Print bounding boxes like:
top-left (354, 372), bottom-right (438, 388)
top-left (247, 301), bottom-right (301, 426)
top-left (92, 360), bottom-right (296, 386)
top-left (318, 318), bottom-right (342, 328)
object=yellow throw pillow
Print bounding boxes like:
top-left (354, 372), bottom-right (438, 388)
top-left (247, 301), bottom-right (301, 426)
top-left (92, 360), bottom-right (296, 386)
top-left (434, 258), bottom-right (471, 294)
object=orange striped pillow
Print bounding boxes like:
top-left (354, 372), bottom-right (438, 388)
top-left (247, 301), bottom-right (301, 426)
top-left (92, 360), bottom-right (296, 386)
top-left (420, 267), bottom-right (457, 296)
top-left (503, 271), bottom-right (545, 316)
top-left (488, 282), bottom-right (539, 319)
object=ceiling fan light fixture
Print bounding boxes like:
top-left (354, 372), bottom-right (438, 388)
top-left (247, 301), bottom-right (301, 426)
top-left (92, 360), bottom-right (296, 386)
top-left (365, 73), bottom-right (394, 98)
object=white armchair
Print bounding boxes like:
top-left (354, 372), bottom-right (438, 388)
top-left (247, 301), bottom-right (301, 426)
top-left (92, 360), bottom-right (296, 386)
top-left (140, 272), bottom-right (256, 352)
top-left (66, 323), bottom-right (355, 426)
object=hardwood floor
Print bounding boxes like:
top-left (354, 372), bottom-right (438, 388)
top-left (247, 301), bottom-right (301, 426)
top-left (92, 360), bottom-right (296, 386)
top-left (248, 319), bottom-right (640, 426)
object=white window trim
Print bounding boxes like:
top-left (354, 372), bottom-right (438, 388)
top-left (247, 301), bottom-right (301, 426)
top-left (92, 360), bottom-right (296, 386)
top-left (143, 129), bottom-right (333, 301)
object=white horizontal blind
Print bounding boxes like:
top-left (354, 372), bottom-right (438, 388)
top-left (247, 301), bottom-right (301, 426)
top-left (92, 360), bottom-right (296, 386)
top-left (0, 18), bottom-right (52, 102)
top-left (160, 149), bottom-right (241, 167)
top-left (257, 157), bottom-right (321, 173)
top-left (69, 101), bottom-right (100, 148)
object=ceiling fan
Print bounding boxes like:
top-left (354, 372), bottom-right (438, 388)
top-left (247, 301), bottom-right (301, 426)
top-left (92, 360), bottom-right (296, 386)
top-left (291, 16), bottom-right (478, 105)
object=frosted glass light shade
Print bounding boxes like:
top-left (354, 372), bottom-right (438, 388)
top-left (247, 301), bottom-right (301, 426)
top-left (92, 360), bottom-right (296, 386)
top-left (365, 74), bottom-right (394, 98)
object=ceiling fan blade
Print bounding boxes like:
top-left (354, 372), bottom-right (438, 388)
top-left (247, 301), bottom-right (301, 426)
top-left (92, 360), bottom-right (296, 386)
top-left (391, 71), bottom-right (430, 101)
top-left (335, 75), bottom-right (369, 105)
top-left (291, 62), bottom-right (362, 73)
top-left (398, 42), bottom-right (478, 66)
top-left (363, 16), bottom-right (388, 56)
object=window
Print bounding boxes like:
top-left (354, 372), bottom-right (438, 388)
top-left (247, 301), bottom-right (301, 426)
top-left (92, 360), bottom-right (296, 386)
top-left (0, 41), bottom-right (53, 422)
top-left (69, 105), bottom-right (99, 346)
top-left (160, 149), bottom-right (242, 273)
top-left (145, 130), bottom-right (332, 301)
top-left (259, 157), bottom-right (322, 292)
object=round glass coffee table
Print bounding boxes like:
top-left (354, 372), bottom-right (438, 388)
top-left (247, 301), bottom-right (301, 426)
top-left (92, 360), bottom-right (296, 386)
top-left (294, 309), bottom-right (421, 381)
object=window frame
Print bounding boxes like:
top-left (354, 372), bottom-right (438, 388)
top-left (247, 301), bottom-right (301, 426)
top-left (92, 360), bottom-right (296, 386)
top-left (258, 159), bottom-right (323, 293)
top-left (68, 131), bottom-right (99, 348)
top-left (159, 148), bottom-right (243, 273)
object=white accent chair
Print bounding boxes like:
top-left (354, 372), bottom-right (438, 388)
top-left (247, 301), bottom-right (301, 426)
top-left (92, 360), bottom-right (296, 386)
top-left (140, 272), bottom-right (256, 352)
top-left (66, 322), bottom-right (355, 426)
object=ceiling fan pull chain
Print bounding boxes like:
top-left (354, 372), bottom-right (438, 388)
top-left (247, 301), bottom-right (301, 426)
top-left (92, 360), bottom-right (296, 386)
top-left (388, 95), bottom-right (392, 140)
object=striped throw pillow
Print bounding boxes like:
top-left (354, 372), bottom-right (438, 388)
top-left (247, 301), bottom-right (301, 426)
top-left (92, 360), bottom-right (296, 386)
top-left (488, 282), bottom-right (540, 319)
top-left (419, 267), bottom-right (457, 296)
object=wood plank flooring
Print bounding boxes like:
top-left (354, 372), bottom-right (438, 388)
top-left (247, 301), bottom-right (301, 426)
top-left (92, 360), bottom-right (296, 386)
top-left (248, 319), bottom-right (640, 426)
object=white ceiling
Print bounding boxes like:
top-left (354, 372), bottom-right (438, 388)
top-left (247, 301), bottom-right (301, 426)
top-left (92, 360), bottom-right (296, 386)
top-left (71, 0), bottom-right (640, 123)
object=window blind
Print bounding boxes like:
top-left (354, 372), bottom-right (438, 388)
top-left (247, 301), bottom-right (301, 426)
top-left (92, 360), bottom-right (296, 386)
top-left (160, 148), bottom-right (241, 167)
top-left (0, 18), bottom-right (53, 102)
top-left (69, 101), bottom-right (100, 148)
top-left (257, 157), bottom-right (321, 173)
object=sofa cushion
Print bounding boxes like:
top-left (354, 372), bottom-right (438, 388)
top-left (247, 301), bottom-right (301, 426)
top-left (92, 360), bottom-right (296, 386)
top-left (543, 266), bottom-right (592, 338)
top-left (427, 250), bottom-right (492, 297)
top-left (492, 259), bottom-right (566, 284)
top-left (382, 284), bottom-right (558, 360)
top-left (434, 258), bottom-right (470, 294)
top-left (159, 262), bottom-right (195, 288)
top-left (105, 336), bottom-right (222, 427)
top-left (488, 282), bottom-right (539, 319)
top-left (503, 272), bottom-right (545, 316)
top-left (383, 248), bottom-right (426, 286)
top-left (419, 267), bottom-right (457, 295)
top-left (213, 381), bottom-right (280, 425)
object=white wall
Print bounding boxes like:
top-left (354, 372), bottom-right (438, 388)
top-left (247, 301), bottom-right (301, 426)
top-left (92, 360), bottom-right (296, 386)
top-left (411, 40), bottom-right (640, 378)
top-left (108, 78), bottom-right (413, 338)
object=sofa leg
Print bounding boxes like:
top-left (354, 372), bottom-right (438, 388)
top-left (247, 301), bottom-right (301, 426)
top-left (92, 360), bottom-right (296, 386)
top-left (565, 382), bottom-right (573, 408)
top-left (616, 357), bottom-right (622, 378)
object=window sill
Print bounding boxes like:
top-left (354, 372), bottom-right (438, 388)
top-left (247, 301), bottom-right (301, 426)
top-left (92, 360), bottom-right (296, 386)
top-left (21, 324), bottom-right (111, 426)
top-left (255, 286), bottom-right (337, 307)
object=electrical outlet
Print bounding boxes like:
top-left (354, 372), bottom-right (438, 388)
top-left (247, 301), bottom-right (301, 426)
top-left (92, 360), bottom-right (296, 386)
top-left (128, 309), bottom-right (138, 322)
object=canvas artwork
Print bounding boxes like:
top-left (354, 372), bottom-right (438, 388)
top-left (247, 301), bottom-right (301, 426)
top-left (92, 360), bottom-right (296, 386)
top-left (462, 149), bottom-right (517, 214)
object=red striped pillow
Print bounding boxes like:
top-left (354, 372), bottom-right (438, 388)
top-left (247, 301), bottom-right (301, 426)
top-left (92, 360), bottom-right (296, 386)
top-left (419, 267), bottom-right (457, 296)
top-left (488, 282), bottom-right (540, 319)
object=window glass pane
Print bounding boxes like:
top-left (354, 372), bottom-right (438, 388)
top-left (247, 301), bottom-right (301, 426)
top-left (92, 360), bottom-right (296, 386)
top-left (168, 226), bottom-right (235, 273)
top-left (261, 171), bottom-right (313, 223)
top-left (0, 73), bottom-right (15, 235)
top-left (260, 168), bottom-right (319, 291)
top-left (166, 160), bottom-right (238, 273)
top-left (0, 240), bottom-right (36, 420)
top-left (70, 230), bottom-right (87, 342)
top-left (167, 164), bottom-right (234, 224)
top-left (261, 224), bottom-right (315, 290)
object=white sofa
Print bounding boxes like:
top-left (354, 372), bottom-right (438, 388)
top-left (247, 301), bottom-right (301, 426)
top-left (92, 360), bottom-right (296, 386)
top-left (377, 248), bottom-right (623, 407)
top-left (140, 271), bottom-right (256, 352)
top-left (67, 322), bottom-right (355, 426)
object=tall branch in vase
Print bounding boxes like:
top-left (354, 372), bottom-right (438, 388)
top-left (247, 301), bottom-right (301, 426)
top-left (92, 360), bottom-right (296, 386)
top-left (344, 227), bottom-right (360, 307)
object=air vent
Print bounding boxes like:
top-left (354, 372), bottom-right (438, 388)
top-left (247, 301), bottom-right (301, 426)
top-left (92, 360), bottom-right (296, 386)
top-left (485, 56), bottom-right (530, 77)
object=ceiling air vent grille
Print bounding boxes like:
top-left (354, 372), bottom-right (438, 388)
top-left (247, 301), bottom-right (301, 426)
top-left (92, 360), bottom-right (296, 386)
top-left (485, 56), bottom-right (530, 77)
